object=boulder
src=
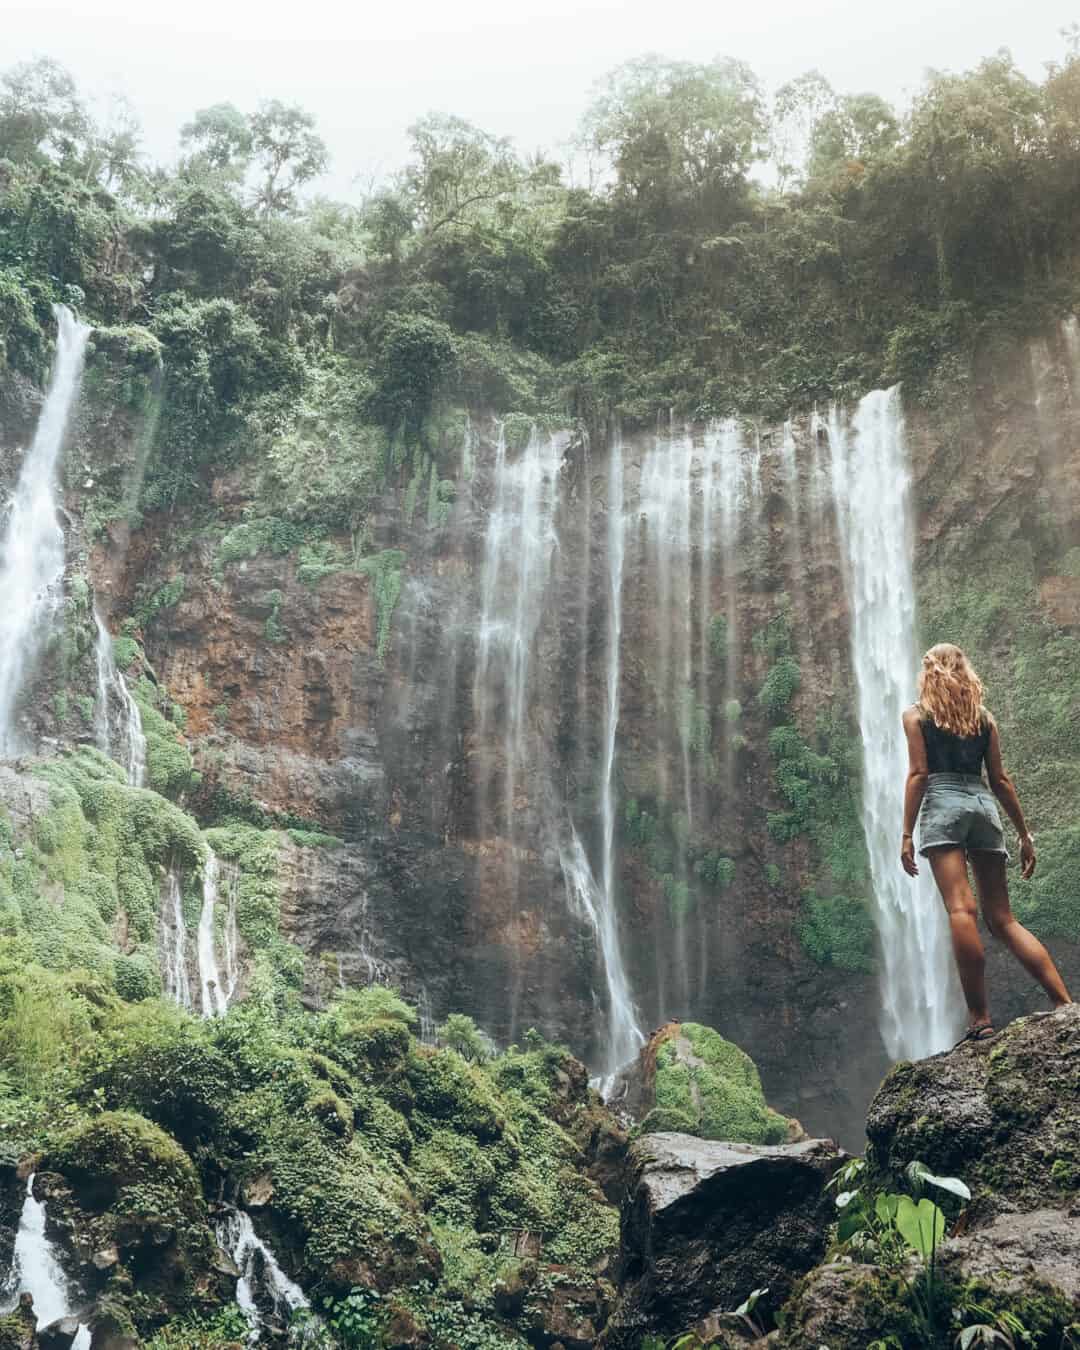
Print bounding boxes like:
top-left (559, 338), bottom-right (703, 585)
top-left (601, 1132), bottom-right (845, 1347)
top-left (623, 1023), bottom-right (797, 1144)
top-left (778, 1263), bottom-right (922, 1350)
top-left (867, 1005), bottom-right (1080, 1221)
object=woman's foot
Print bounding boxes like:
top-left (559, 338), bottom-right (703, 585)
top-left (954, 1022), bottom-right (997, 1047)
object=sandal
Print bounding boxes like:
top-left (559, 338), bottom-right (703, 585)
top-left (954, 1023), bottom-right (997, 1048)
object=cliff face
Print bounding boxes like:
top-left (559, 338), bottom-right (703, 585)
top-left (3, 321), bottom-right (1079, 1148)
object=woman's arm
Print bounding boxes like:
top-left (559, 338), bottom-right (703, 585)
top-left (985, 715), bottom-right (1036, 878)
top-left (900, 707), bottom-right (928, 877)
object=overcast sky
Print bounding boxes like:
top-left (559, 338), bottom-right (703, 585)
top-left (4, 0), bottom-right (1076, 198)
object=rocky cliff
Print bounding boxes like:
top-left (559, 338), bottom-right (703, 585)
top-left (2, 316), bottom-right (1079, 1148)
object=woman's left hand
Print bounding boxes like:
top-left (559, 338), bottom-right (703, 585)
top-left (901, 835), bottom-right (918, 877)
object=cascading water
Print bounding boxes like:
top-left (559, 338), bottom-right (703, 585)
top-left (0, 305), bottom-right (92, 755)
top-left (161, 870), bottom-right (193, 1010)
top-left (197, 852), bottom-right (239, 1018)
top-left (827, 388), bottom-right (962, 1059)
top-left (473, 425), bottom-right (563, 835)
top-left (561, 435), bottom-right (645, 1081)
top-left (216, 1209), bottom-right (309, 1344)
top-left (93, 610), bottom-right (147, 786)
top-left (599, 437), bottom-right (644, 1070)
top-left (1, 1175), bottom-right (91, 1347)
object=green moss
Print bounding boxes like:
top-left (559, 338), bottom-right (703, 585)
top-left (203, 824), bottom-right (283, 955)
top-left (355, 549), bottom-right (405, 666)
top-left (215, 516), bottom-right (305, 569)
top-left (638, 1106), bottom-right (697, 1133)
top-left (133, 575), bottom-right (186, 629)
top-left (48, 1108), bottom-right (199, 1204)
top-left (2, 748), bottom-right (204, 987)
top-left (798, 891), bottom-right (876, 973)
top-left (131, 678), bottom-right (198, 799)
top-left (651, 1023), bottom-right (790, 1144)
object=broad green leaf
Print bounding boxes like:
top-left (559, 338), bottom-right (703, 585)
top-left (735, 1287), bottom-right (768, 1316)
top-left (922, 1170), bottom-right (971, 1201)
top-left (894, 1194), bottom-right (945, 1260)
top-left (835, 1189), bottom-right (857, 1209)
top-left (836, 1211), bottom-right (865, 1242)
top-left (874, 1192), bottom-right (900, 1224)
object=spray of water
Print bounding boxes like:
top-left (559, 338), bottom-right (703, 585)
top-left (2, 1175), bottom-right (91, 1346)
top-left (0, 306), bottom-right (92, 755)
top-left (216, 1209), bottom-right (309, 1345)
top-left (93, 610), bottom-right (147, 786)
top-left (161, 870), bottom-right (193, 1010)
top-left (828, 388), bottom-right (962, 1059)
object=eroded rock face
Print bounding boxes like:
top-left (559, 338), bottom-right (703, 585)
top-left (784, 1008), bottom-right (1080, 1348)
top-left (601, 1132), bottom-right (845, 1347)
top-left (867, 1005), bottom-right (1080, 1220)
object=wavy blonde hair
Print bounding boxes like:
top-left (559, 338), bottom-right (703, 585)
top-left (917, 643), bottom-right (985, 737)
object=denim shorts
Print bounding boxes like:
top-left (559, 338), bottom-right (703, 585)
top-left (918, 773), bottom-right (1009, 858)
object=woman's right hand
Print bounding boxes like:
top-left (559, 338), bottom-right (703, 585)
top-left (1020, 834), bottom-right (1036, 880)
top-left (901, 834), bottom-right (918, 877)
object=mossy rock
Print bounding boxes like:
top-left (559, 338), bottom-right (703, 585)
top-left (779, 1262), bottom-right (922, 1350)
top-left (867, 1005), bottom-right (1080, 1219)
top-left (45, 1110), bottom-right (201, 1220)
top-left (644, 1022), bottom-right (791, 1144)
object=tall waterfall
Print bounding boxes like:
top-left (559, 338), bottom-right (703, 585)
top-left (0, 305), bottom-right (91, 755)
top-left (2, 1175), bottom-right (91, 1347)
top-left (473, 426), bottom-right (563, 836)
top-left (216, 1208), bottom-right (309, 1344)
top-left (161, 870), bottom-right (193, 1010)
top-left (93, 611), bottom-right (146, 786)
top-left (827, 389), bottom-right (962, 1059)
top-left (197, 852), bottom-right (240, 1018)
top-left (597, 436), bottom-right (645, 1072)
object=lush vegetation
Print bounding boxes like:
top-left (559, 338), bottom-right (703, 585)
top-left (1, 37), bottom-right (1079, 531)
top-left (0, 947), bottom-right (619, 1346)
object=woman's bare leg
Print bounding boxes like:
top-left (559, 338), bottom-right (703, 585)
top-left (927, 847), bottom-right (990, 1027)
top-left (969, 851), bottom-right (1072, 1008)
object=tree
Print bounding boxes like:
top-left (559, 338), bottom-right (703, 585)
top-left (581, 55), bottom-right (767, 211)
top-left (772, 70), bottom-right (837, 191)
top-left (404, 112), bottom-right (522, 232)
top-left (249, 100), bottom-right (329, 217)
top-left (807, 92), bottom-right (898, 184)
top-left (0, 58), bottom-right (93, 169)
top-left (180, 102), bottom-right (253, 176)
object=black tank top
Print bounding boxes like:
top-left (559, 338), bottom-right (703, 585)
top-left (920, 711), bottom-right (990, 777)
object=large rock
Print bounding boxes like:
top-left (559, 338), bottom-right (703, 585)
top-left (867, 1005), bottom-right (1080, 1220)
top-left (601, 1132), bottom-right (844, 1347)
top-left (622, 1023), bottom-right (801, 1144)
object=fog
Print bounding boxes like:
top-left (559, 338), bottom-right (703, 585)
top-left (4, 0), bottom-right (1075, 198)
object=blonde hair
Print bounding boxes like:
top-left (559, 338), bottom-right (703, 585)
top-left (917, 643), bottom-right (985, 737)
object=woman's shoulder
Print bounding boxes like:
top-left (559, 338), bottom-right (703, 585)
top-left (902, 703), bottom-right (925, 727)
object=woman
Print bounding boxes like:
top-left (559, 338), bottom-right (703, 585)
top-left (901, 642), bottom-right (1071, 1044)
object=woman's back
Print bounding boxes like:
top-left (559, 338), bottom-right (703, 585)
top-left (919, 709), bottom-right (990, 777)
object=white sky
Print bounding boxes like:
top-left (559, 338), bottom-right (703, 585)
top-left (3, 0), bottom-right (1076, 198)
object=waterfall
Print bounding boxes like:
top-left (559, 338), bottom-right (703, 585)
top-left (473, 426), bottom-right (563, 838)
top-left (1, 1176), bottom-right (91, 1347)
top-left (197, 852), bottom-right (239, 1018)
top-left (583, 437), bottom-right (642, 1080)
top-left (216, 1209), bottom-right (309, 1344)
top-left (0, 305), bottom-right (92, 755)
top-left (93, 610), bottom-right (147, 786)
top-left (827, 389), bottom-right (962, 1059)
top-left (417, 986), bottom-right (437, 1045)
top-left (559, 828), bottom-right (643, 1082)
top-left (1064, 315), bottom-right (1080, 395)
top-left (161, 870), bottom-right (193, 1010)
